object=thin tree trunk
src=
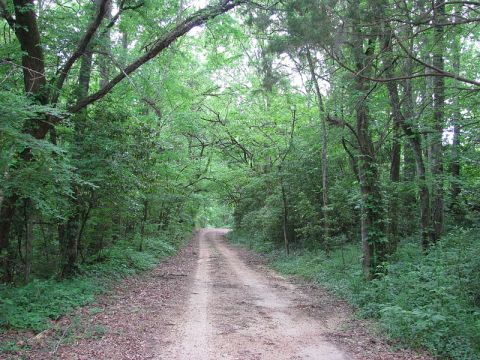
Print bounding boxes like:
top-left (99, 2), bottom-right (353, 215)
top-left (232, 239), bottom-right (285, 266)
top-left (280, 178), bottom-right (289, 256)
top-left (388, 117), bottom-right (401, 251)
top-left (380, 18), bottom-right (401, 254)
top-left (305, 48), bottom-right (329, 251)
top-left (450, 15), bottom-right (463, 221)
top-left (351, 0), bottom-right (385, 277)
top-left (58, 50), bottom-right (93, 278)
top-left (277, 109), bottom-right (296, 256)
top-left (77, 205), bottom-right (92, 263)
top-left (430, 0), bottom-right (445, 243)
top-left (23, 199), bottom-right (33, 283)
top-left (399, 20), bottom-right (432, 249)
top-left (139, 200), bottom-right (148, 252)
top-left (401, 104), bottom-right (432, 248)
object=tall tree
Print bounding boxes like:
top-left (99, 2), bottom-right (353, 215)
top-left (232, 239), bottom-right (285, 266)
top-left (0, 0), bottom-right (245, 279)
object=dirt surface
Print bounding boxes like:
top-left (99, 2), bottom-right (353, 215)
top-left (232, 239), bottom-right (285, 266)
top-left (2, 229), bottom-right (431, 360)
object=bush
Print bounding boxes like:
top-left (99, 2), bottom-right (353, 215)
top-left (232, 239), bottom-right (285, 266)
top-left (0, 228), bottom-right (189, 333)
top-left (0, 278), bottom-right (98, 332)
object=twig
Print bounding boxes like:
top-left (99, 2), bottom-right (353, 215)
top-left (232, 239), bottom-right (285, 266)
top-left (52, 323), bottom-right (72, 356)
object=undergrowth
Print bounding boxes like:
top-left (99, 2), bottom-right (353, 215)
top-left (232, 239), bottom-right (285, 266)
top-left (228, 227), bottom-right (480, 360)
top-left (0, 228), bottom-right (189, 333)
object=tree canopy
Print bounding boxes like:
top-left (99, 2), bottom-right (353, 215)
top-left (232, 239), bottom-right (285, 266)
top-left (1, 0), bottom-right (480, 357)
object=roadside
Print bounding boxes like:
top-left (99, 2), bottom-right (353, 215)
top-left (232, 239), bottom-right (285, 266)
top-left (1, 229), bottom-right (432, 359)
top-left (225, 231), bottom-right (432, 360)
top-left (0, 234), bottom-right (197, 360)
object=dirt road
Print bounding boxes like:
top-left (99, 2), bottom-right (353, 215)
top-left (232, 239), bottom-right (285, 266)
top-left (12, 229), bottom-right (430, 360)
top-left (158, 228), bottom-right (348, 360)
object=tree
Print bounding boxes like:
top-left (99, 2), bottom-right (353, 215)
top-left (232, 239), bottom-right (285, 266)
top-left (0, 0), bottom-right (244, 279)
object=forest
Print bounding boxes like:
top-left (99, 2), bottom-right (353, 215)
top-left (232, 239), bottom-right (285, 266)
top-left (0, 0), bottom-right (479, 358)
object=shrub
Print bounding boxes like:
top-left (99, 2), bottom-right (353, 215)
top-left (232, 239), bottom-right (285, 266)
top-left (0, 227), bottom-right (189, 333)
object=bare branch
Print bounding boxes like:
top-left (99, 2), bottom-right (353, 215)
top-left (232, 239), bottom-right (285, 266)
top-left (320, 34), bottom-right (480, 90)
top-left (394, 33), bottom-right (480, 87)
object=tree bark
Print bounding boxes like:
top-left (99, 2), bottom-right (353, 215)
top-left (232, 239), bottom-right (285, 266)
top-left (280, 177), bottom-right (290, 256)
top-left (430, 0), bottom-right (446, 243)
top-left (350, 0), bottom-right (386, 277)
top-left (98, 0), bottom-right (112, 87)
top-left (305, 48), bottom-right (329, 251)
top-left (379, 17), bottom-right (401, 254)
top-left (13, 0), bottom-right (47, 101)
top-left (449, 15), bottom-right (463, 221)
top-left (0, 0), bottom-right (47, 280)
top-left (24, 199), bottom-right (33, 283)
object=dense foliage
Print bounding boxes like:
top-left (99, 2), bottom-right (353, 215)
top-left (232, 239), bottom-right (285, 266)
top-left (1, 0), bottom-right (479, 358)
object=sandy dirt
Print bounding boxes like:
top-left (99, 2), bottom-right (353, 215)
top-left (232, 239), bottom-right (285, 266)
top-left (158, 228), bottom-right (349, 360)
top-left (2, 229), bottom-right (431, 360)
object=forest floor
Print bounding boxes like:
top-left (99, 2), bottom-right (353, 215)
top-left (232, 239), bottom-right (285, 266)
top-left (2, 229), bottom-right (432, 360)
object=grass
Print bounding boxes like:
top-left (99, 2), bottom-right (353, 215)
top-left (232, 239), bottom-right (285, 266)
top-left (228, 227), bottom-right (480, 360)
top-left (0, 227), bottom-right (189, 334)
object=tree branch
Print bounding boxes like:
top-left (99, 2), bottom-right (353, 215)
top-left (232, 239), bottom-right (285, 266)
top-left (326, 114), bottom-right (360, 143)
top-left (104, 1), bottom-right (144, 32)
top-left (51, 0), bottom-right (110, 103)
top-left (394, 33), bottom-right (480, 87)
top-left (70, 0), bottom-right (245, 113)
top-left (0, 0), bottom-right (15, 29)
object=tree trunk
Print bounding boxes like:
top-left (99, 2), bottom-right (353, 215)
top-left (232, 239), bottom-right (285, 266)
top-left (398, 22), bottom-right (433, 249)
top-left (351, 0), bottom-right (386, 277)
top-left (380, 19), bottom-right (401, 254)
top-left (388, 114), bottom-right (401, 252)
top-left (13, 0), bottom-right (47, 102)
top-left (58, 50), bottom-right (93, 277)
top-left (401, 106), bottom-right (432, 248)
top-left (23, 199), bottom-right (33, 283)
top-left (280, 178), bottom-right (290, 256)
top-left (305, 48), bottom-right (329, 251)
top-left (0, 195), bottom-right (18, 282)
top-left (98, 0), bottom-right (112, 87)
top-left (430, 0), bottom-right (445, 243)
top-left (449, 16), bottom-right (463, 221)
top-left (139, 200), bottom-right (148, 252)
top-left (0, 0), bottom-right (47, 280)
top-left (59, 213), bottom-right (80, 278)
top-left (77, 206), bottom-right (91, 264)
